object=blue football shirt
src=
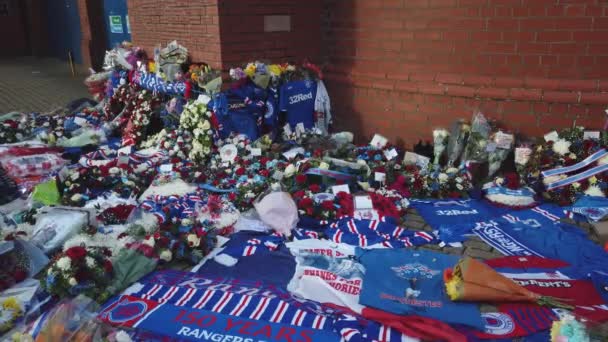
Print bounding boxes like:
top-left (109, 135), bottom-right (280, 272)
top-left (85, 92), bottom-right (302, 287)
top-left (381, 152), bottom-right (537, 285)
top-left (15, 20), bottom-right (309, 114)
top-left (279, 80), bottom-right (317, 130)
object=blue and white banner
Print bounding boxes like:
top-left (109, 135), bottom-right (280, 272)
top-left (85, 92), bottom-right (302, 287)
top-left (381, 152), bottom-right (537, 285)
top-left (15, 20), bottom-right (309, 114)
top-left (541, 149), bottom-right (608, 178)
top-left (473, 221), bottom-right (543, 257)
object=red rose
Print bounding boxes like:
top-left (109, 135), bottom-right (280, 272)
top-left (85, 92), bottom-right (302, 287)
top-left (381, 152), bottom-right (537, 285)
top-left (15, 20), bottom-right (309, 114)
top-left (306, 207), bottom-right (314, 216)
top-left (229, 192), bottom-right (237, 201)
top-left (321, 200), bottom-right (334, 210)
top-left (65, 246), bottom-right (87, 260)
top-left (299, 198), bottom-right (314, 208)
top-left (153, 232), bottom-right (161, 240)
top-left (13, 269), bottom-right (27, 282)
top-left (158, 236), bottom-right (170, 248)
top-left (259, 169), bottom-right (270, 177)
top-left (292, 190), bottom-right (305, 199)
top-left (448, 191), bottom-right (461, 199)
top-left (309, 184), bottom-right (321, 193)
top-left (235, 168), bottom-right (245, 176)
top-left (103, 260), bottom-right (113, 273)
top-left (295, 174), bottom-right (307, 184)
top-left (260, 157), bottom-right (269, 166)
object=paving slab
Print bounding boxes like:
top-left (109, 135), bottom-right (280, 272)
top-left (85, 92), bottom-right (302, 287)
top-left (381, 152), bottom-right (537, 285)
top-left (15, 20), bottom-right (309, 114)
top-left (0, 57), bottom-right (90, 113)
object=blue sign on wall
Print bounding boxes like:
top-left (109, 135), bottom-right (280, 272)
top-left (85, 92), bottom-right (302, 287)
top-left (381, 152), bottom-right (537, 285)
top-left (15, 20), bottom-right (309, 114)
top-left (103, 0), bottom-right (131, 48)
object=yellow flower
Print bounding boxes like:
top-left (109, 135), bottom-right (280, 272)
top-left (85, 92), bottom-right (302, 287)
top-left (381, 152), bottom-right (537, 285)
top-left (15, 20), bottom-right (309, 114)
top-left (244, 63), bottom-right (256, 77)
top-left (268, 64), bottom-right (283, 77)
top-left (590, 176), bottom-right (598, 184)
top-left (2, 297), bottom-right (21, 312)
top-left (444, 277), bottom-right (462, 301)
top-left (148, 61), bottom-right (156, 73)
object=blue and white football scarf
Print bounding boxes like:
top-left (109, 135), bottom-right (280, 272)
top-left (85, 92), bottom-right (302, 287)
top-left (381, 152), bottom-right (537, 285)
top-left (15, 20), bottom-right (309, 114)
top-left (326, 217), bottom-right (436, 248)
top-left (473, 217), bottom-right (608, 278)
top-left (99, 270), bottom-right (418, 342)
top-left (135, 71), bottom-right (188, 96)
top-left (139, 191), bottom-right (207, 225)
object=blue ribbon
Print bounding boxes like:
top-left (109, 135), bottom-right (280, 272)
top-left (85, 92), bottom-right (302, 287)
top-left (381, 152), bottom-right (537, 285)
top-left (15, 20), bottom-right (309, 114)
top-left (199, 183), bottom-right (236, 193)
top-left (486, 186), bottom-right (535, 197)
top-left (305, 168), bottom-right (355, 181)
top-left (546, 163), bottom-right (608, 190)
top-left (542, 149), bottom-right (608, 178)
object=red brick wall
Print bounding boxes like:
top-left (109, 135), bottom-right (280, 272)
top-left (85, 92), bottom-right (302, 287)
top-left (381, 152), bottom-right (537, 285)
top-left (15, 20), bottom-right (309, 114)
top-left (323, 0), bottom-right (608, 147)
top-left (126, 0), bottom-right (222, 68)
top-left (218, 0), bottom-right (322, 67)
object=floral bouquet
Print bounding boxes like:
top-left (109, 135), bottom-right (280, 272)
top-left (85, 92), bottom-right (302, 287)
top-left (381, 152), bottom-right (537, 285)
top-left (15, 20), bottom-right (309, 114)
top-left (293, 186), bottom-right (353, 221)
top-left (551, 314), bottom-right (590, 342)
top-left (487, 130), bottom-right (515, 178)
top-left (0, 297), bottom-right (22, 334)
top-left (424, 166), bottom-right (472, 199)
top-left (432, 129), bottom-right (450, 166)
top-left (446, 120), bottom-right (471, 167)
top-left (179, 101), bottom-right (215, 163)
top-left (43, 246), bottom-right (114, 302)
top-left (461, 112), bottom-right (491, 164)
top-left (444, 257), bottom-right (571, 308)
top-left (523, 127), bottom-right (608, 205)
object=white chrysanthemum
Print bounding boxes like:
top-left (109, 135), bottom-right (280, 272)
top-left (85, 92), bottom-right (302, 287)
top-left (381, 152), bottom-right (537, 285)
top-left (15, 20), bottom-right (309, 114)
top-left (115, 331), bottom-right (134, 342)
top-left (85, 257), bottom-right (96, 268)
top-left (284, 164), bottom-right (296, 178)
top-left (160, 250), bottom-right (172, 262)
top-left (585, 185), bottom-right (605, 197)
top-left (68, 277), bottom-right (78, 286)
top-left (552, 139), bottom-right (571, 155)
top-left (438, 173), bottom-right (449, 183)
top-left (56, 257), bottom-right (71, 271)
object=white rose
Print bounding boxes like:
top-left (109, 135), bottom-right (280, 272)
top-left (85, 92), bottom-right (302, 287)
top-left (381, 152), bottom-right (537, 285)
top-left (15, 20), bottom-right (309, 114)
top-left (456, 184), bottom-right (464, 190)
top-left (160, 250), bottom-right (172, 262)
top-left (438, 173), bottom-right (449, 183)
top-left (57, 257), bottom-right (71, 271)
top-left (70, 172), bottom-right (80, 181)
top-left (446, 167), bottom-right (459, 174)
top-left (187, 234), bottom-right (200, 248)
top-left (68, 277), bottom-right (78, 286)
top-left (319, 162), bottom-right (330, 170)
top-left (201, 120), bottom-right (211, 130)
top-left (569, 153), bottom-right (577, 160)
top-left (284, 164), bottom-right (296, 178)
top-left (495, 177), bottom-right (504, 185)
top-left (109, 167), bottom-right (120, 175)
top-left (85, 257), bottom-right (96, 268)
top-left (71, 194), bottom-right (83, 202)
top-left (455, 177), bottom-right (464, 184)
top-left (182, 218), bottom-right (192, 226)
